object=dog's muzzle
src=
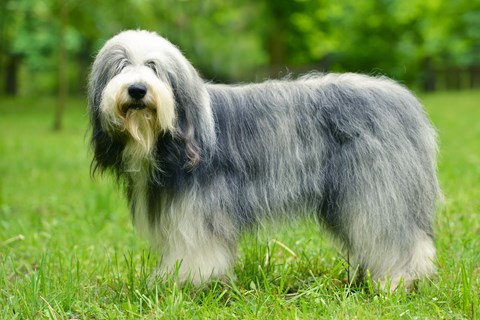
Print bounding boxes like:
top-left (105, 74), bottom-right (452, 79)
top-left (128, 83), bottom-right (147, 100)
top-left (121, 83), bottom-right (149, 113)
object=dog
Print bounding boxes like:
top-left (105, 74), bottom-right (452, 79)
top-left (88, 30), bottom-right (440, 290)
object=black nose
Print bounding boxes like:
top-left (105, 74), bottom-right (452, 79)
top-left (128, 83), bottom-right (147, 100)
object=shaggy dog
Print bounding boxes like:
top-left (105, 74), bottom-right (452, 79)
top-left (88, 30), bottom-right (439, 290)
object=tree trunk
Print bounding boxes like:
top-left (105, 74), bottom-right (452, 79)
top-left (422, 57), bottom-right (436, 92)
top-left (470, 66), bottom-right (480, 89)
top-left (5, 55), bottom-right (19, 95)
top-left (53, 0), bottom-right (68, 131)
top-left (76, 40), bottom-right (92, 95)
top-left (266, 3), bottom-right (287, 78)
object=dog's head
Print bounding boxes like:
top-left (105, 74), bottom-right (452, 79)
top-left (89, 30), bottom-right (215, 174)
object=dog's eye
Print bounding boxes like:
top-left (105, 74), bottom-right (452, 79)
top-left (117, 59), bottom-right (130, 73)
top-left (145, 61), bottom-right (158, 75)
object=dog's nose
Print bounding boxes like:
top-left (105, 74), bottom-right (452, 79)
top-left (128, 83), bottom-right (147, 100)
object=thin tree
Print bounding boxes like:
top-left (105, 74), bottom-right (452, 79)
top-left (53, 0), bottom-right (68, 131)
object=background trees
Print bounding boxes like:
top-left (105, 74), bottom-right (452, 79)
top-left (1, 0), bottom-right (479, 98)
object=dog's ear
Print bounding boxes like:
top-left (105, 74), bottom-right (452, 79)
top-left (88, 95), bottom-right (126, 178)
top-left (89, 45), bottom-right (130, 110)
top-left (89, 118), bottom-right (125, 178)
top-left (166, 69), bottom-right (206, 170)
top-left (88, 53), bottom-right (126, 177)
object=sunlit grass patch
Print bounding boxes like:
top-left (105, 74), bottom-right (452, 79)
top-left (1, 92), bottom-right (479, 318)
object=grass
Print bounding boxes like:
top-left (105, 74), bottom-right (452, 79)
top-left (0, 91), bottom-right (479, 319)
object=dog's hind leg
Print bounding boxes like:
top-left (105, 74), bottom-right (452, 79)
top-left (323, 138), bottom-right (437, 291)
top-left (345, 222), bottom-right (436, 291)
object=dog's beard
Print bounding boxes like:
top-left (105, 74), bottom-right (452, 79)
top-left (124, 108), bottom-right (159, 156)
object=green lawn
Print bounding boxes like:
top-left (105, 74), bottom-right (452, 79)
top-left (1, 92), bottom-right (479, 319)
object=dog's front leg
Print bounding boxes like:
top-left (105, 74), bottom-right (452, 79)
top-left (150, 210), bottom-right (238, 286)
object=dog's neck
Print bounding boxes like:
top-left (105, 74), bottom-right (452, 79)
top-left (122, 139), bottom-right (155, 174)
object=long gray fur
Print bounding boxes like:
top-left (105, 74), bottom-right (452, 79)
top-left (89, 30), bottom-right (440, 288)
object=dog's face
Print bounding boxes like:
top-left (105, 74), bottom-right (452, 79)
top-left (89, 30), bottom-right (216, 173)
top-left (90, 30), bottom-right (181, 155)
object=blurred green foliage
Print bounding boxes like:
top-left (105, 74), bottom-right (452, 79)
top-left (1, 0), bottom-right (480, 96)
